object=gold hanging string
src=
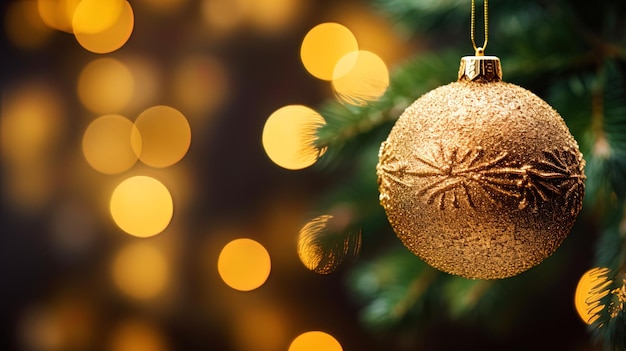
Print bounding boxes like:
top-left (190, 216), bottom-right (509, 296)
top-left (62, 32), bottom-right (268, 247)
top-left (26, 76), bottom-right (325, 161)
top-left (471, 0), bottom-right (488, 56)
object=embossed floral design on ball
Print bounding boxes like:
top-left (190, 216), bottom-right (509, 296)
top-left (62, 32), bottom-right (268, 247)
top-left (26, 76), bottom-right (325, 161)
top-left (379, 143), bottom-right (584, 214)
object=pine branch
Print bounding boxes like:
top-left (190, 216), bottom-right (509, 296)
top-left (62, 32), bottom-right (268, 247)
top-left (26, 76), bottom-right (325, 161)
top-left (547, 59), bottom-right (626, 211)
top-left (601, 61), bottom-right (626, 201)
top-left (550, 59), bottom-right (626, 350)
top-left (587, 223), bottom-right (625, 351)
top-left (346, 247), bottom-right (440, 331)
top-left (370, 0), bottom-right (468, 36)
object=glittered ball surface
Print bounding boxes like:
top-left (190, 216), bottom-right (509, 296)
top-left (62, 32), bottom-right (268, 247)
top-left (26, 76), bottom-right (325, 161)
top-left (376, 80), bottom-right (585, 279)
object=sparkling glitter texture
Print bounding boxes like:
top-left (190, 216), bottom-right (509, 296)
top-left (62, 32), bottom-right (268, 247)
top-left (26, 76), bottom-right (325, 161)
top-left (376, 72), bottom-right (586, 279)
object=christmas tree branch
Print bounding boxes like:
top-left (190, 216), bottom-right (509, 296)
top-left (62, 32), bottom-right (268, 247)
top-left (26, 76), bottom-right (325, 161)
top-left (585, 59), bottom-right (626, 351)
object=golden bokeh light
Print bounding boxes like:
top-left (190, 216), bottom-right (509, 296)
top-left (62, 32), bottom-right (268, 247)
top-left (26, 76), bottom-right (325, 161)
top-left (78, 57), bottom-right (134, 115)
top-left (112, 242), bottom-right (170, 299)
top-left (247, 0), bottom-right (307, 33)
top-left (217, 238), bottom-right (271, 291)
top-left (574, 267), bottom-right (611, 325)
top-left (19, 306), bottom-right (65, 351)
top-left (288, 331), bottom-right (343, 351)
top-left (332, 50), bottom-right (389, 105)
top-left (82, 114), bottom-right (141, 174)
top-left (37, 0), bottom-right (80, 33)
top-left (72, 0), bottom-right (125, 35)
top-left (297, 214), bottom-right (361, 274)
top-left (200, 0), bottom-right (306, 34)
top-left (133, 105), bottom-right (192, 168)
top-left (18, 297), bottom-right (97, 351)
top-left (74, 0), bottom-right (134, 54)
top-left (232, 304), bottom-right (288, 351)
top-left (300, 22), bottom-right (358, 81)
top-left (328, 2), bottom-right (413, 65)
top-left (5, 0), bottom-right (54, 50)
top-left (109, 318), bottom-right (168, 351)
top-left (2, 83), bottom-right (65, 164)
top-left (262, 105), bottom-right (326, 170)
top-left (172, 55), bottom-right (229, 117)
top-left (2, 82), bottom-right (66, 212)
top-left (200, 0), bottom-right (249, 32)
top-left (119, 55), bottom-right (162, 113)
top-left (109, 176), bottom-right (173, 238)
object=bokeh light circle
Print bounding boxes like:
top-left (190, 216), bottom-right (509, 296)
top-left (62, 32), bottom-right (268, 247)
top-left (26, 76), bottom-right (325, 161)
top-left (37, 0), bottom-right (80, 33)
top-left (112, 242), bottom-right (170, 299)
top-left (17, 295), bottom-right (97, 351)
top-left (133, 105), bottom-right (192, 168)
top-left (247, 0), bottom-right (305, 34)
top-left (120, 55), bottom-right (162, 113)
top-left (109, 319), bottom-right (167, 351)
top-left (574, 267), bottom-right (611, 325)
top-left (232, 305), bottom-right (287, 351)
top-left (172, 55), bottom-right (229, 117)
top-left (72, 0), bottom-right (125, 35)
top-left (2, 82), bottom-right (66, 213)
top-left (262, 105), bottom-right (326, 170)
top-left (78, 58), bottom-right (134, 115)
top-left (297, 213), bottom-right (361, 275)
top-left (2, 83), bottom-right (65, 163)
top-left (326, 2), bottom-right (411, 65)
top-left (109, 176), bottom-right (173, 237)
top-left (300, 22), bottom-right (358, 81)
top-left (74, 0), bottom-right (133, 54)
top-left (217, 238), bottom-right (271, 291)
top-left (288, 331), bottom-right (343, 351)
top-left (82, 114), bottom-right (141, 174)
top-left (200, 0), bottom-right (248, 32)
top-left (332, 50), bottom-right (389, 105)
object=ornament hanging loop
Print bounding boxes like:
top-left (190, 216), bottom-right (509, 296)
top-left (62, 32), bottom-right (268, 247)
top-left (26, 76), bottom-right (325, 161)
top-left (459, 0), bottom-right (500, 82)
top-left (471, 0), bottom-right (488, 56)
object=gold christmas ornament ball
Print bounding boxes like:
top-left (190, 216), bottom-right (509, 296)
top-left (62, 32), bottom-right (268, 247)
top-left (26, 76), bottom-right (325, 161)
top-left (376, 56), bottom-right (585, 279)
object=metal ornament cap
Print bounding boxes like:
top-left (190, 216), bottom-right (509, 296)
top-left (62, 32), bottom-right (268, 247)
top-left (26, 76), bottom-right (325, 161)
top-left (458, 55), bottom-right (502, 82)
